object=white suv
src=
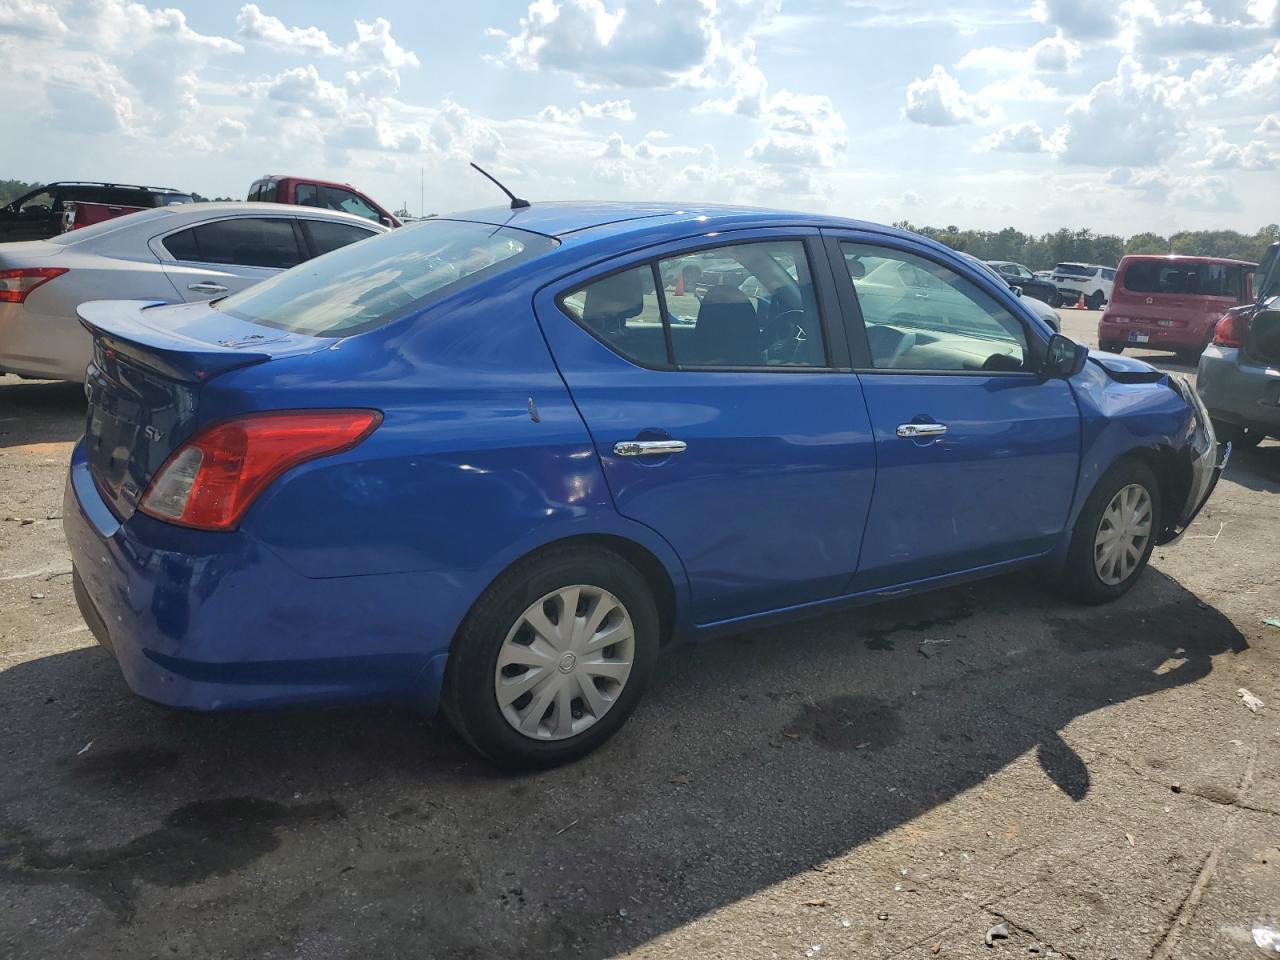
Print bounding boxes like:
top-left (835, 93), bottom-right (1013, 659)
top-left (1052, 263), bottom-right (1115, 309)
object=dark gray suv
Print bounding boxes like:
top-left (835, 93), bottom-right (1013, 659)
top-left (1196, 241), bottom-right (1280, 447)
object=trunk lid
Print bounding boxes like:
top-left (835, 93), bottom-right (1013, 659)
top-left (1245, 301), bottom-right (1280, 367)
top-left (77, 299), bottom-right (328, 520)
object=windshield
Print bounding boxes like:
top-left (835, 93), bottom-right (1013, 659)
top-left (216, 219), bottom-right (558, 336)
top-left (1122, 260), bottom-right (1247, 299)
top-left (1054, 263), bottom-right (1094, 277)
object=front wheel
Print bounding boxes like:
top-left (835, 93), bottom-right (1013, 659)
top-left (442, 545), bottom-right (660, 769)
top-left (1085, 291), bottom-right (1104, 310)
top-left (1060, 458), bottom-right (1162, 604)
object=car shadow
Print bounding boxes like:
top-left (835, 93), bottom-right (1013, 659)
top-left (0, 566), bottom-right (1249, 956)
top-left (0, 377), bottom-right (85, 449)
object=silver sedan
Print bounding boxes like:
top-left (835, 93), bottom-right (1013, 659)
top-left (0, 202), bottom-right (387, 382)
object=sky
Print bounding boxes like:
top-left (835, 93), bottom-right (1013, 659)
top-left (0, 0), bottom-right (1277, 236)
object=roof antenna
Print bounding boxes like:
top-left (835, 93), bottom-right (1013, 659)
top-left (469, 162), bottom-right (530, 210)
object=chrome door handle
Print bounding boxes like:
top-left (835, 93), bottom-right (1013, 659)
top-left (896, 423), bottom-right (947, 439)
top-left (188, 282), bottom-right (228, 294)
top-left (614, 440), bottom-right (687, 457)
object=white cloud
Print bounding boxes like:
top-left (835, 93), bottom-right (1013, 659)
top-left (1258, 113), bottom-right (1280, 134)
top-left (235, 7), bottom-right (418, 68)
top-left (1031, 0), bottom-right (1121, 40)
top-left (430, 100), bottom-right (504, 162)
top-left (902, 66), bottom-right (992, 125)
top-left (977, 121), bottom-right (1050, 152)
top-left (1109, 167), bottom-right (1241, 211)
top-left (536, 98), bottom-right (636, 123)
top-left (345, 66), bottom-right (401, 100)
top-left (0, 0), bottom-right (67, 38)
top-left (1052, 57), bottom-right (1193, 166)
top-left (235, 4), bottom-right (339, 55)
top-left (503, 0), bottom-right (716, 88)
top-left (1199, 127), bottom-right (1277, 169)
top-left (216, 117), bottom-right (248, 140)
top-left (247, 65), bottom-right (349, 117)
top-left (902, 190), bottom-right (923, 207)
top-left (958, 33), bottom-right (1080, 73)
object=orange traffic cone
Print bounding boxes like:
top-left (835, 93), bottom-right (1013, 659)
top-left (1075, 292), bottom-right (1085, 309)
top-left (674, 271), bottom-right (684, 297)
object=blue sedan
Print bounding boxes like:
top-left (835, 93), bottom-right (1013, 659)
top-left (65, 202), bottom-right (1225, 768)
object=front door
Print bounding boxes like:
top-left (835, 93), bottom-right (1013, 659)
top-left (535, 230), bottom-right (876, 625)
top-left (825, 232), bottom-right (1081, 591)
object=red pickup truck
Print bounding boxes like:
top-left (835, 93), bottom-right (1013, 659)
top-left (248, 175), bottom-right (401, 228)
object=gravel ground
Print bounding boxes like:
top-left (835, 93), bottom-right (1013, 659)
top-left (1, 308), bottom-right (1277, 960)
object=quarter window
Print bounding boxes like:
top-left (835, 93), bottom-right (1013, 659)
top-left (162, 218), bottom-right (303, 269)
top-left (840, 242), bottom-right (1029, 373)
top-left (561, 239), bottom-right (827, 370)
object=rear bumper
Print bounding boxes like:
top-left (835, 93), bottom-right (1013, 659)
top-left (64, 441), bottom-right (455, 713)
top-left (0, 302), bottom-right (91, 381)
top-left (1196, 346), bottom-right (1280, 430)
top-left (1098, 320), bottom-right (1203, 351)
top-left (1160, 377), bottom-right (1227, 545)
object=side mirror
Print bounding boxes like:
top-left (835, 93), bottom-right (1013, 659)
top-left (1011, 285), bottom-right (1023, 297)
top-left (1044, 333), bottom-right (1087, 378)
top-left (380, 216), bottom-right (394, 228)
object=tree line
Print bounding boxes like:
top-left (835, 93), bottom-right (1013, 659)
top-left (892, 222), bottom-right (1279, 270)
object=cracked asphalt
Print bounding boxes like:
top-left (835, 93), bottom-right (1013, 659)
top-left (1, 309), bottom-right (1278, 960)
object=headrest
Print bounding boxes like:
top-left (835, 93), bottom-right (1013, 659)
top-left (583, 270), bottom-right (644, 324)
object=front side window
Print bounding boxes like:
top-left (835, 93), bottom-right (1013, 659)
top-left (841, 242), bottom-right (1029, 373)
top-left (560, 239), bottom-right (827, 370)
top-left (163, 218), bottom-right (303, 269)
top-left (321, 186), bottom-right (379, 222)
top-left (17, 190), bottom-right (55, 216)
top-left (217, 219), bottom-right (557, 336)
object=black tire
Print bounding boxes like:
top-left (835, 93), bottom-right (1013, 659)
top-left (1085, 291), bottom-right (1104, 310)
top-left (1100, 343), bottom-right (1123, 354)
top-left (1060, 458), bottom-right (1162, 605)
top-left (442, 545), bottom-right (660, 770)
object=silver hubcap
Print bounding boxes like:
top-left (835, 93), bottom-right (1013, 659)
top-left (494, 585), bottom-right (635, 741)
top-left (1094, 483), bottom-right (1153, 585)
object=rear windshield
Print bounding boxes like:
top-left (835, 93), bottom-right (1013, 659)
top-left (216, 219), bottom-right (558, 336)
top-left (1122, 260), bottom-right (1247, 299)
top-left (1054, 264), bottom-right (1095, 277)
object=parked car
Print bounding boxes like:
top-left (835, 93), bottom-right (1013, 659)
top-left (248, 175), bottom-right (401, 228)
top-left (64, 203), bottom-right (1224, 769)
top-left (0, 202), bottom-right (385, 381)
top-left (0, 182), bottom-right (192, 243)
top-left (1196, 241), bottom-right (1280, 447)
top-left (985, 261), bottom-right (1059, 305)
top-left (961, 253), bottom-right (1061, 331)
top-left (1034, 269), bottom-right (1053, 281)
top-left (1099, 254), bottom-right (1257, 362)
top-left (1052, 262), bottom-right (1115, 309)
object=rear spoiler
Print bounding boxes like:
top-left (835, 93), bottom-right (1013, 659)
top-left (77, 300), bottom-right (275, 383)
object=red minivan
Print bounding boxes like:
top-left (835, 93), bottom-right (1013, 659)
top-left (248, 175), bottom-right (402, 229)
top-left (1099, 255), bottom-right (1256, 361)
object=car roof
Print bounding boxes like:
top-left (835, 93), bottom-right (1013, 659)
top-left (1118, 253), bottom-right (1257, 267)
top-left (438, 201), bottom-right (922, 245)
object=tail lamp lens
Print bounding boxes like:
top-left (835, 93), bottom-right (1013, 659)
top-left (0, 267), bottom-right (68, 303)
top-left (139, 410), bottom-right (382, 531)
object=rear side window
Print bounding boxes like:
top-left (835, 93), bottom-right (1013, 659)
top-left (162, 218), bottom-right (303, 269)
top-left (1055, 264), bottom-right (1093, 277)
top-left (1123, 261), bottom-right (1246, 299)
top-left (216, 219), bottom-right (557, 336)
top-left (295, 183), bottom-right (320, 207)
top-left (1102, 268), bottom-right (1116, 281)
top-left (301, 219), bottom-right (376, 256)
top-left (560, 239), bottom-right (827, 369)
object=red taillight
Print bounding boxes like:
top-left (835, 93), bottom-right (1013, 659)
top-left (0, 267), bottom-right (68, 303)
top-left (139, 410), bottom-right (382, 531)
top-left (1212, 312), bottom-right (1247, 348)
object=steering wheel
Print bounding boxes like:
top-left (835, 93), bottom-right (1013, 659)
top-left (761, 309), bottom-right (810, 363)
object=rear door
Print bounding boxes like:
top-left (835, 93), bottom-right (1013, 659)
top-left (535, 229), bottom-right (877, 626)
top-left (825, 230), bottom-right (1080, 590)
top-left (152, 216), bottom-right (306, 301)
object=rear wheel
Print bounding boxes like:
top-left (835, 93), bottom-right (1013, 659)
top-left (1060, 458), bottom-right (1161, 604)
top-left (442, 545), bottom-right (660, 769)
